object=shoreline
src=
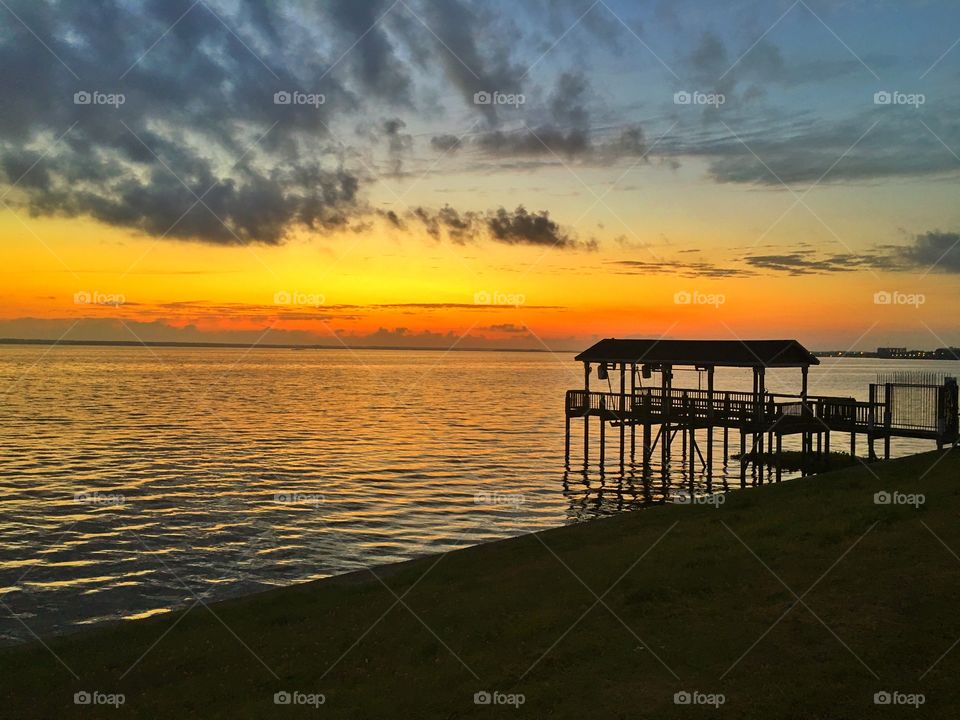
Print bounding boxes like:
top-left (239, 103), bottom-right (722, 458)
top-left (0, 448), bottom-right (938, 650)
top-left (3, 448), bottom-right (958, 718)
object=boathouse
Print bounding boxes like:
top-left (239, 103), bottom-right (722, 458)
top-left (565, 338), bottom-right (958, 488)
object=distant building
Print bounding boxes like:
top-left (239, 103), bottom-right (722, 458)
top-left (877, 347), bottom-right (909, 359)
top-left (934, 347), bottom-right (960, 361)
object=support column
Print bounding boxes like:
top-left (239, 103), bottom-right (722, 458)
top-left (619, 363), bottom-right (626, 470)
top-left (776, 433), bottom-right (783, 482)
top-left (661, 365), bottom-right (673, 484)
top-left (739, 429), bottom-right (747, 488)
top-left (630, 363), bottom-right (637, 463)
top-left (643, 422), bottom-right (652, 480)
top-left (706, 366), bottom-right (715, 492)
top-left (583, 362), bottom-right (590, 468)
top-left (599, 396), bottom-right (606, 471)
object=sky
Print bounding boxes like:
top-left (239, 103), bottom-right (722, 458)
top-left (2, 0), bottom-right (959, 352)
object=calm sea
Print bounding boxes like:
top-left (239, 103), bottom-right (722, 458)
top-left (0, 346), bottom-right (955, 643)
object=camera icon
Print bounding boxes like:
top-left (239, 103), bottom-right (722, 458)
top-left (74, 691), bottom-right (92, 705)
top-left (473, 290), bottom-right (491, 305)
top-left (674, 691), bottom-right (692, 705)
top-left (473, 91), bottom-right (492, 105)
top-left (673, 91), bottom-right (692, 105)
top-left (673, 290), bottom-right (692, 305)
top-left (874, 691), bottom-right (892, 705)
top-left (74, 91), bottom-right (92, 105)
top-left (873, 491), bottom-right (891, 505)
top-left (873, 291), bottom-right (892, 305)
top-left (274, 691), bottom-right (292, 705)
top-left (474, 691), bottom-right (492, 705)
top-left (74, 290), bottom-right (92, 305)
top-left (274, 91), bottom-right (292, 105)
top-left (873, 91), bottom-right (892, 105)
top-left (273, 290), bottom-right (292, 305)
top-left (674, 492), bottom-right (692, 504)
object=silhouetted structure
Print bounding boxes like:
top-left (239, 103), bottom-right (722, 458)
top-left (565, 338), bottom-right (959, 489)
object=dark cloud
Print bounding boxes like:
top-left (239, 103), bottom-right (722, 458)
top-left (612, 232), bottom-right (960, 279)
top-left (430, 134), bottom-right (464, 153)
top-left (484, 323), bottom-right (529, 333)
top-left (487, 206), bottom-right (577, 248)
top-left (382, 118), bottom-right (413, 176)
top-left (609, 259), bottom-right (753, 279)
top-left (408, 204), bottom-right (592, 250)
top-left (0, 0), bottom-right (368, 245)
top-left (896, 231), bottom-right (960, 273)
top-left (742, 252), bottom-right (888, 275)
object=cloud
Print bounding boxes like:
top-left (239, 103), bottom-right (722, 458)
top-left (408, 204), bottom-right (593, 250)
top-left (612, 232), bottom-right (960, 278)
top-left (487, 206), bottom-right (580, 248)
top-left (897, 231), bottom-right (960, 273)
top-left (609, 259), bottom-right (753, 279)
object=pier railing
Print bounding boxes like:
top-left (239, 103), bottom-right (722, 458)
top-left (566, 388), bottom-right (890, 432)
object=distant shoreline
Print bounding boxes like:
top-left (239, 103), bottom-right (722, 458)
top-left (1, 337), bottom-right (958, 359)
top-left (0, 337), bottom-right (565, 353)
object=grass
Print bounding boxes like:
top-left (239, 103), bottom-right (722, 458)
top-left (2, 448), bottom-right (959, 719)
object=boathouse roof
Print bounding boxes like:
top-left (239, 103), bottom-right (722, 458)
top-left (575, 339), bottom-right (819, 368)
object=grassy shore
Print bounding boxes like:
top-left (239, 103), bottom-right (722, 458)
top-left (3, 449), bottom-right (959, 719)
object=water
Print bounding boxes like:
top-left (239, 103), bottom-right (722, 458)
top-left (0, 346), bottom-right (954, 644)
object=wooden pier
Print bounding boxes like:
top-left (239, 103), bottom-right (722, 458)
top-left (565, 339), bottom-right (959, 487)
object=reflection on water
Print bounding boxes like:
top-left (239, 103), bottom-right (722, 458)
top-left (0, 346), bottom-right (953, 643)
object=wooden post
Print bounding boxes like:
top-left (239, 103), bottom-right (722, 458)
top-left (689, 424), bottom-right (695, 492)
top-left (662, 365), bottom-right (672, 483)
top-left (599, 396), bottom-right (606, 470)
top-left (630, 363), bottom-right (637, 462)
top-left (643, 421), bottom-right (652, 480)
top-left (583, 362), bottom-right (590, 468)
top-left (564, 414), bottom-right (570, 467)
top-left (776, 433), bottom-right (783, 482)
top-left (706, 366), bottom-right (715, 492)
top-left (757, 367), bottom-right (766, 483)
top-left (868, 384), bottom-right (877, 461)
top-left (619, 363), bottom-right (626, 470)
top-left (883, 382), bottom-right (892, 460)
top-left (739, 429), bottom-right (746, 488)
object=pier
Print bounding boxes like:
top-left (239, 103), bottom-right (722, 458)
top-left (565, 339), bottom-right (959, 487)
